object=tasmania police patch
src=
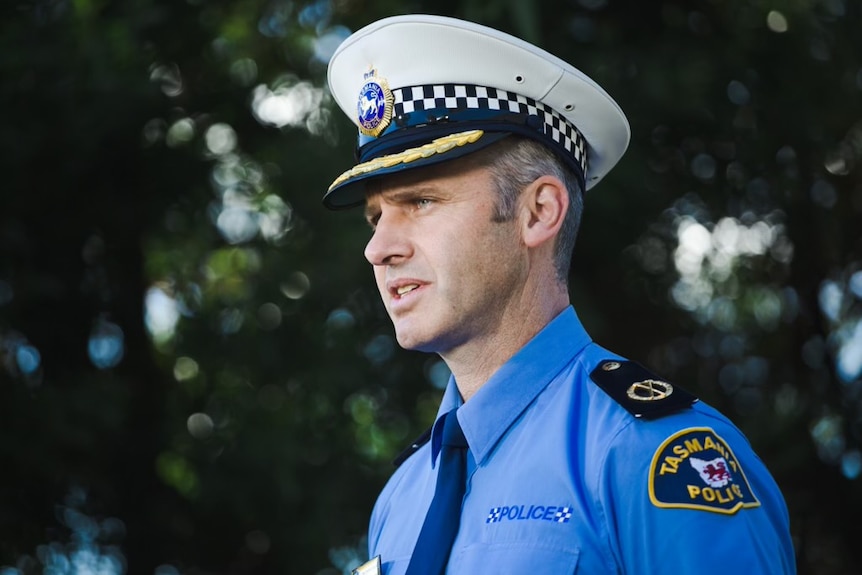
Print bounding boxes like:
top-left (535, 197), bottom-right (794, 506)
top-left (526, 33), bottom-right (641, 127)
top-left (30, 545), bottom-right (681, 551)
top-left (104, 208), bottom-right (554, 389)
top-left (648, 427), bottom-right (760, 514)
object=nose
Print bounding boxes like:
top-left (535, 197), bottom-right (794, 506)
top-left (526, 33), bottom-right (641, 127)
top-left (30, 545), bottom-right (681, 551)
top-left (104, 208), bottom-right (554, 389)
top-left (364, 210), bottom-right (412, 266)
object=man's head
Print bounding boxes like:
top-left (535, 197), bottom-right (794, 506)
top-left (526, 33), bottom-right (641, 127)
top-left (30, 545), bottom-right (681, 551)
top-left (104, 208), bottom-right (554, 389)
top-left (324, 15), bottom-right (628, 357)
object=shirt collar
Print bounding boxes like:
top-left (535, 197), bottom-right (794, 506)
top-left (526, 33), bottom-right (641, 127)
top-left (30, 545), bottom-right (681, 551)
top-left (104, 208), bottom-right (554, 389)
top-left (429, 306), bottom-right (592, 466)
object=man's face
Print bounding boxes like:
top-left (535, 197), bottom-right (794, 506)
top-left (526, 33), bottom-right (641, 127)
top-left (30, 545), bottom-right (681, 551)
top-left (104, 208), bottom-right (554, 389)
top-left (363, 160), bottom-right (527, 354)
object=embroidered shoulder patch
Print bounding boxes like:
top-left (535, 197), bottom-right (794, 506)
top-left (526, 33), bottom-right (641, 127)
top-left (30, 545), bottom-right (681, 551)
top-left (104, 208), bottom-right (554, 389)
top-left (648, 427), bottom-right (760, 514)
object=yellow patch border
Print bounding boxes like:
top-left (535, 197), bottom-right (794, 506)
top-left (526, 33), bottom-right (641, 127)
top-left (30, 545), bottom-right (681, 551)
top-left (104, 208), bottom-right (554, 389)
top-left (648, 426), bottom-right (761, 515)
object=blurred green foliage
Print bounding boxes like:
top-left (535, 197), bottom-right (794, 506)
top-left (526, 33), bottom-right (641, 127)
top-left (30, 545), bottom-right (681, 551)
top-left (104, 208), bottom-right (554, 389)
top-left (1, 0), bottom-right (860, 573)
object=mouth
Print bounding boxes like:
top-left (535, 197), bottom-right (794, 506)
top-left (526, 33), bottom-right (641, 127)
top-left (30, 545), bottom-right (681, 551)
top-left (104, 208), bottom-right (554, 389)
top-left (388, 280), bottom-right (425, 301)
top-left (396, 284), bottom-right (420, 297)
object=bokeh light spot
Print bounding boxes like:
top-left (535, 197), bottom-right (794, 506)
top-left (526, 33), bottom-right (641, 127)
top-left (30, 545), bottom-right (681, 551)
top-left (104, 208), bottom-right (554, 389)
top-left (313, 26), bottom-right (351, 64)
top-left (818, 280), bottom-right (842, 323)
top-left (836, 319), bottom-right (862, 382)
top-left (88, 319), bottom-right (125, 370)
top-left (347, 393), bottom-right (377, 426)
top-left (217, 207), bottom-right (259, 244)
top-left (230, 58), bottom-right (258, 86)
top-left (166, 118), bottom-right (195, 147)
top-left (258, 2), bottom-right (293, 37)
top-left (726, 80), bottom-right (750, 106)
top-left (142, 118), bottom-right (167, 146)
top-left (205, 123), bottom-right (237, 156)
top-left (326, 308), bottom-right (355, 330)
top-left (811, 180), bottom-right (838, 209)
top-left (251, 79), bottom-right (326, 129)
top-left (298, 0), bottom-right (331, 27)
top-left (156, 452), bottom-right (199, 496)
top-left (187, 412), bottom-right (215, 439)
top-left (218, 308), bottom-right (244, 335)
top-left (811, 414), bottom-right (845, 464)
top-left (258, 195), bottom-right (294, 241)
top-left (425, 359), bottom-right (451, 390)
top-left (841, 450), bottom-right (862, 479)
top-left (824, 148), bottom-right (850, 175)
top-left (145, 287), bottom-right (180, 341)
top-left (752, 287), bottom-right (782, 330)
top-left (690, 153), bottom-right (716, 180)
top-left (173, 357), bottom-right (200, 382)
top-left (280, 271), bottom-right (310, 300)
top-left (849, 271), bottom-right (862, 298)
top-left (257, 302), bottom-right (283, 330)
top-left (363, 334), bottom-right (395, 366)
top-left (766, 10), bottom-right (788, 33)
top-left (16, 345), bottom-right (41, 375)
top-left (150, 63), bottom-right (183, 97)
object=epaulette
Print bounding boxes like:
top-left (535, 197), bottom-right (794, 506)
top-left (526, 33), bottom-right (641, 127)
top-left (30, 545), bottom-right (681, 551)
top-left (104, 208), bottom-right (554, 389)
top-left (589, 360), bottom-right (698, 420)
top-left (392, 426), bottom-right (432, 468)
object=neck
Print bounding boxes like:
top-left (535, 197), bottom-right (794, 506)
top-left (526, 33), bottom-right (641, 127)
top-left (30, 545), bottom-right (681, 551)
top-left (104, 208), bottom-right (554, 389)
top-left (441, 282), bottom-right (569, 402)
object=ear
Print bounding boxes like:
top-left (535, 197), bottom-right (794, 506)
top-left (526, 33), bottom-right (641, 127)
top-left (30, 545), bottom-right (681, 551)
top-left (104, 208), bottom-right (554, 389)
top-left (519, 175), bottom-right (569, 249)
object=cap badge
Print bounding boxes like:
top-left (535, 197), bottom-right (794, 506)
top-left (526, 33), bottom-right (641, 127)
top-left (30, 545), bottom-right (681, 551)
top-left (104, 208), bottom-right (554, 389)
top-left (357, 69), bottom-right (393, 138)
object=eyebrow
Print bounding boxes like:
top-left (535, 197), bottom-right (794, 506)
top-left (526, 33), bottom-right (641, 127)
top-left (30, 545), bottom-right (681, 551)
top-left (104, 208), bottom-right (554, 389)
top-left (381, 186), bottom-right (441, 203)
top-left (363, 185), bottom-right (441, 221)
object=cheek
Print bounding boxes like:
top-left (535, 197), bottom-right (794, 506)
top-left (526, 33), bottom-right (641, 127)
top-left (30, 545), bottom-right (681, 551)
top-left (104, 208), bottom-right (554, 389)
top-left (373, 267), bottom-right (387, 292)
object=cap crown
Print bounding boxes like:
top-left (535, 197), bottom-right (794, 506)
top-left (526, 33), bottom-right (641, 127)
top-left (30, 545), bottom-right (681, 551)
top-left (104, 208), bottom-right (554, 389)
top-left (325, 15), bottom-right (630, 208)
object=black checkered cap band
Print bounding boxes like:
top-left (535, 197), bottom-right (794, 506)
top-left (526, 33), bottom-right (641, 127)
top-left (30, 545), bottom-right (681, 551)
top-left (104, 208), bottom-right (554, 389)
top-left (393, 84), bottom-right (588, 178)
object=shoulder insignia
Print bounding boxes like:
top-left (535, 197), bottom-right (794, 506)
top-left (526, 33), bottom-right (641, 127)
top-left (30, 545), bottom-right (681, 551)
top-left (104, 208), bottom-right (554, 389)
top-left (648, 427), bottom-right (761, 514)
top-left (589, 360), bottom-right (697, 419)
top-left (392, 426), bottom-right (432, 468)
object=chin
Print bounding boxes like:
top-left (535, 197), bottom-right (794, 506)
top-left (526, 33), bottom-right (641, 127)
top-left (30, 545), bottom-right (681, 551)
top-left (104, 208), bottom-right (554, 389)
top-left (394, 328), bottom-right (439, 353)
top-left (394, 332), bottom-right (427, 352)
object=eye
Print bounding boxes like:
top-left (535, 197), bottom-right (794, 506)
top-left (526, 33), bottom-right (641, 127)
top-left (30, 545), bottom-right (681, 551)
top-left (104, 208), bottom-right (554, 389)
top-left (415, 198), bottom-right (433, 209)
top-left (365, 212), bottom-right (381, 229)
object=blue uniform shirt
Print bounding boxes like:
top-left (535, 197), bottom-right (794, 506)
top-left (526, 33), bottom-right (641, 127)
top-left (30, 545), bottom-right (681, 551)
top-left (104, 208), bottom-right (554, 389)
top-left (367, 307), bottom-right (795, 574)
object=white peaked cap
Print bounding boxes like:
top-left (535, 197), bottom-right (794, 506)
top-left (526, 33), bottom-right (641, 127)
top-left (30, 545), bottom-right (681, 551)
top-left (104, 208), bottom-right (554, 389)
top-left (324, 14), bottom-right (630, 209)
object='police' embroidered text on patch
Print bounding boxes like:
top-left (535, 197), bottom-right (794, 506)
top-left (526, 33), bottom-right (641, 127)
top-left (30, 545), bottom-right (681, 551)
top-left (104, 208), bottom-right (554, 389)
top-left (648, 427), bottom-right (760, 514)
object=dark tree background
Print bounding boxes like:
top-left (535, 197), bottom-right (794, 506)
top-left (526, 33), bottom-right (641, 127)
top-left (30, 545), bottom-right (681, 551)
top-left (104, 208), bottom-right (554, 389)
top-left (1, 0), bottom-right (860, 573)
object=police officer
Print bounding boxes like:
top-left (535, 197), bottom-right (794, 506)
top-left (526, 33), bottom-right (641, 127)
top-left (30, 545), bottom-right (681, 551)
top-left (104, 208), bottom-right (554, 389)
top-left (324, 14), bottom-right (796, 575)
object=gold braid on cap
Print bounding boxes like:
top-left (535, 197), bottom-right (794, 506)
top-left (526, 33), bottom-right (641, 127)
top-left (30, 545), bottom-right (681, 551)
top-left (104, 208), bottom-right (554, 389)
top-left (328, 130), bottom-right (484, 192)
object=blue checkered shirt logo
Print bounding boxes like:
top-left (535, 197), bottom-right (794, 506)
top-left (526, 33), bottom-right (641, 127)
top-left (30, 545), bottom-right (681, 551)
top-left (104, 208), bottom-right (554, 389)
top-left (554, 507), bottom-right (573, 523)
top-left (486, 507), bottom-right (503, 523)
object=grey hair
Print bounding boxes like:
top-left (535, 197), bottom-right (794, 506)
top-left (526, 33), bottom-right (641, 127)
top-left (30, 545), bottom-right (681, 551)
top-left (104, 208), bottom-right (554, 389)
top-left (468, 137), bottom-right (584, 282)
